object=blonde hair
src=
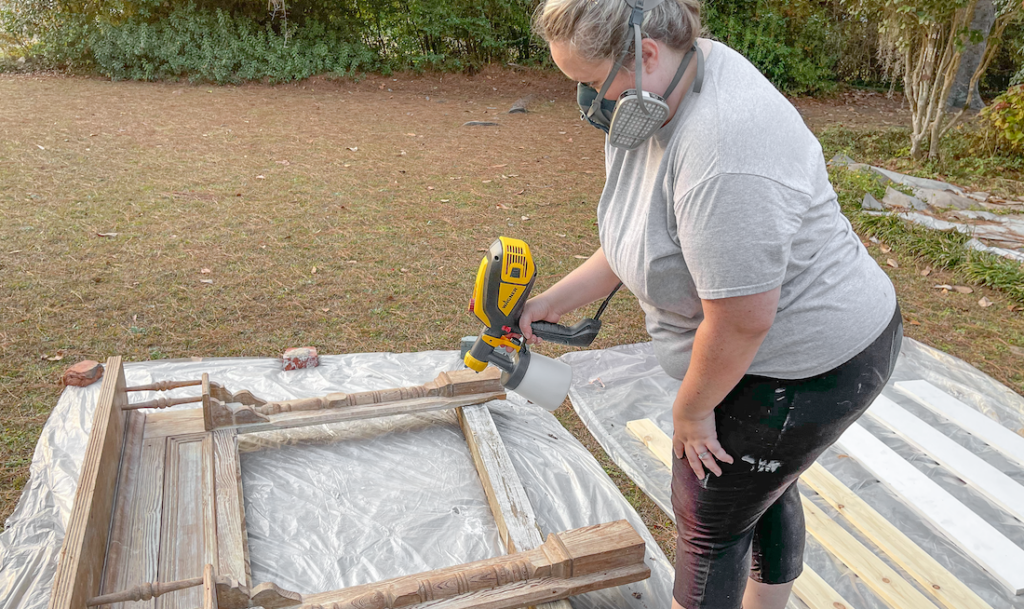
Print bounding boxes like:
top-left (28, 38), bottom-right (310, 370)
top-left (533, 0), bottom-right (700, 63)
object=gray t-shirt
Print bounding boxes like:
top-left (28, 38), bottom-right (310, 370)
top-left (598, 40), bottom-right (896, 380)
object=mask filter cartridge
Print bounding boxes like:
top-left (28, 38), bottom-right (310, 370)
top-left (608, 90), bottom-right (670, 150)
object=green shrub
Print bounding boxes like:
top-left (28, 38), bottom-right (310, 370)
top-left (979, 84), bottom-right (1024, 155)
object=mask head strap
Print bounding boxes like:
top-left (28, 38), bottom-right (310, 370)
top-left (585, 0), bottom-right (665, 119)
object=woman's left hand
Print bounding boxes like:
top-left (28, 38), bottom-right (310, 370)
top-left (673, 412), bottom-right (733, 479)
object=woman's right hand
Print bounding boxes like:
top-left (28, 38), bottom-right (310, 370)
top-left (519, 296), bottom-right (563, 345)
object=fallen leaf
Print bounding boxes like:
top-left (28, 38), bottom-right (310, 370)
top-left (321, 308), bottom-right (330, 313)
top-left (573, 255), bottom-right (588, 259)
top-left (400, 268), bottom-right (409, 273)
top-left (200, 268), bottom-right (211, 274)
top-left (96, 232), bottom-right (119, 238)
top-left (521, 215), bottom-right (530, 221)
top-left (482, 180), bottom-right (492, 183)
top-left (42, 353), bottom-right (64, 361)
top-left (886, 258), bottom-right (898, 268)
top-left (427, 186), bottom-right (434, 190)
top-left (440, 199), bottom-right (450, 202)
top-left (934, 284), bottom-right (953, 290)
top-left (405, 133), bottom-right (416, 136)
top-left (37, 144), bottom-right (45, 150)
top-left (920, 266), bottom-right (932, 277)
top-left (978, 296), bottom-right (992, 307)
top-left (200, 279), bottom-right (214, 284)
top-left (490, 164), bottom-right (507, 168)
top-left (256, 175), bottom-right (265, 179)
top-left (347, 147), bottom-right (359, 152)
top-left (347, 260), bottom-right (358, 264)
top-left (556, 233), bottom-right (566, 237)
top-left (496, 203), bottom-right (509, 210)
top-left (311, 266), bottom-right (317, 274)
top-left (515, 189), bottom-right (525, 195)
top-left (879, 244), bottom-right (891, 253)
top-left (909, 319), bottom-right (921, 325)
top-left (398, 150), bottom-right (406, 156)
top-left (276, 160), bottom-right (290, 165)
top-left (952, 285), bottom-right (974, 294)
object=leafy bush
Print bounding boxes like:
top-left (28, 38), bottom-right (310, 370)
top-left (979, 84), bottom-right (1024, 155)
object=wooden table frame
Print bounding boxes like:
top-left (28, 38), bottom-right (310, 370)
top-left (48, 357), bottom-right (650, 609)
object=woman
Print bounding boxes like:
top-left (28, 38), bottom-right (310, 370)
top-left (523, 1), bottom-right (903, 608)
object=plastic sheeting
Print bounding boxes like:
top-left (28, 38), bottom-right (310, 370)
top-left (564, 338), bottom-right (1024, 609)
top-left (0, 351), bottom-right (674, 609)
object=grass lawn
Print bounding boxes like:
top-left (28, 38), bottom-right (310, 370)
top-left (2, 71), bottom-right (1022, 562)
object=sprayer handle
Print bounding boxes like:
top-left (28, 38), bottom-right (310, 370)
top-left (529, 318), bottom-right (602, 347)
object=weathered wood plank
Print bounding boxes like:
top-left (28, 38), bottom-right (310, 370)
top-left (894, 380), bottom-right (1024, 469)
top-left (866, 396), bottom-right (1024, 523)
top-left (801, 462), bottom-right (991, 609)
top-left (835, 423), bottom-right (1024, 595)
top-left (213, 429), bottom-right (251, 589)
top-left (159, 434), bottom-right (212, 609)
top-left (791, 564), bottom-right (858, 609)
top-left (801, 496), bottom-right (938, 609)
top-left (456, 404), bottom-right (571, 609)
top-left (143, 409), bottom-right (206, 440)
top-left (100, 410), bottom-right (147, 603)
top-left (300, 521), bottom-right (649, 609)
top-left (48, 356), bottom-right (129, 609)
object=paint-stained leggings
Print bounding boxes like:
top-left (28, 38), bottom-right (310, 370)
top-left (671, 305), bottom-right (903, 609)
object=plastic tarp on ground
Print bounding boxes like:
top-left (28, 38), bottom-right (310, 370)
top-left (563, 338), bottom-right (1024, 609)
top-left (0, 351), bottom-right (674, 609)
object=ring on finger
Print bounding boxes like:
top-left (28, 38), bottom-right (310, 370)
top-left (697, 450), bottom-right (710, 460)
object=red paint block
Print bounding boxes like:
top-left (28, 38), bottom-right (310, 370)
top-left (282, 346), bottom-right (319, 370)
top-left (63, 360), bottom-right (105, 387)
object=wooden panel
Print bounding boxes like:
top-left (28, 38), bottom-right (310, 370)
top-left (835, 423), bottom-right (1024, 595)
top-left (100, 414), bottom-right (169, 609)
top-left (100, 410), bottom-right (147, 600)
top-left (801, 463), bottom-right (991, 609)
top-left (791, 564), bottom-right (858, 609)
top-left (159, 434), bottom-right (214, 609)
top-left (626, 419), bottom-right (673, 468)
top-left (144, 409), bottom-right (206, 440)
top-left (866, 396), bottom-right (1024, 523)
top-left (456, 404), bottom-right (570, 609)
top-left (301, 520), bottom-right (649, 609)
top-left (894, 380), bottom-right (1024, 469)
top-left (801, 496), bottom-right (938, 609)
top-left (213, 429), bottom-right (251, 587)
top-left (48, 356), bottom-right (129, 609)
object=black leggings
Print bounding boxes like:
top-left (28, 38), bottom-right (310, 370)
top-left (671, 305), bottom-right (903, 609)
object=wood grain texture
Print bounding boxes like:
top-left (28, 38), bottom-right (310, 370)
top-left (456, 404), bottom-right (571, 609)
top-left (866, 396), bottom-right (1024, 523)
top-left (124, 395), bottom-right (203, 411)
top-left (801, 496), bottom-right (938, 609)
top-left (48, 356), bottom-right (129, 609)
top-left (143, 409), bottom-right (206, 440)
top-left (204, 565), bottom-right (219, 609)
top-left (159, 434), bottom-right (213, 609)
top-left (88, 578), bottom-right (203, 606)
top-left (250, 582), bottom-right (303, 609)
top-left (835, 423), bottom-right (1024, 595)
top-left (99, 410), bottom-right (147, 603)
top-left (212, 429), bottom-right (251, 589)
top-left (894, 380), bottom-right (1024, 469)
top-left (801, 463), bottom-right (991, 609)
top-left (791, 564), bottom-right (857, 609)
top-left (300, 521), bottom-right (648, 609)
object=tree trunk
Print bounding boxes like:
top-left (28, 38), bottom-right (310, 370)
top-left (945, 0), bottom-right (995, 112)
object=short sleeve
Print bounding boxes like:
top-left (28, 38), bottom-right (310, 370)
top-left (674, 173), bottom-right (810, 300)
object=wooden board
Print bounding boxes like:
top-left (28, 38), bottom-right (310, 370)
top-left (835, 423), bottom-right (1024, 595)
top-left (301, 520), bottom-right (649, 609)
top-left (894, 380), bottom-right (1024, 469)
top-left (791, 563), bottom-right (858, 609)
top-left (456, 404), bottom-right (571, 609)
top-left (48, 356), bottom-right (129, 609)
top-left (866, 396), bottom-right (1024, 523)
top-left (158, 434), bottom-right (216, 609)
top-left (626, 419), bottom-right (674, 469)
top-left (212, 430), bottom-right (251, 587)
top-left (801, 496), bottom-right (938, 609)
top-left (801, 463), bottom-right (991, 609)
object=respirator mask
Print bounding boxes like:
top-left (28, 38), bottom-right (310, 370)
top-left (577, 0), bottom-right (704, 150)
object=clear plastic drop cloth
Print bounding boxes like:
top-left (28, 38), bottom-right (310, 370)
top-left (563, 338), bottom-right (1024, 609)
top-left (0, 350), bottom-right (674, 609)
